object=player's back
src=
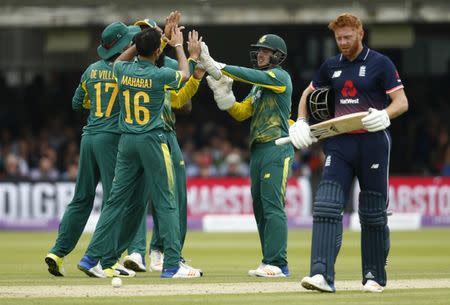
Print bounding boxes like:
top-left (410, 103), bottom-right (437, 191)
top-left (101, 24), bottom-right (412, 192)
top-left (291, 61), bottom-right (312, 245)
top-left (75, 60), bottom-right (121, 135)
top-left (114, 59), bottom-right (182, 134)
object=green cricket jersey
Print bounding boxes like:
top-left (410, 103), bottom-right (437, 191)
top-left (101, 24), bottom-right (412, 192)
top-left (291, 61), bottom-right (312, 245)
top-left (72, 60), bottom-right (121, 135)
top-left (113, 59), bottom-right (182, 134)
top-left (222, 66), bottom-right (292, 145)
top-left (162, 91), bottom-right (176, 131)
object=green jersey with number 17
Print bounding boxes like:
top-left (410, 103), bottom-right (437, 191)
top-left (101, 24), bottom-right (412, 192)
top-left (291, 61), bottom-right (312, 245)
top-left (113, 59), bottom-right (182, 134)
top-left (72, 60), bottom-right (120, 136)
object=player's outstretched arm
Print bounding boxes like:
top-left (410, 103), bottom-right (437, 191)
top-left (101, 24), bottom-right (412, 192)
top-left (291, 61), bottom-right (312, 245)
top-left (167, 27), bottom-right (190, 82)
top-left (170, 67), bottom-right (205, 109)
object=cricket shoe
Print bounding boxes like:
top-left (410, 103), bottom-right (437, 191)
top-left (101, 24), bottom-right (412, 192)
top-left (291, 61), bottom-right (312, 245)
top-left (253, 264), bottom-right (289, 278)
top-left (78, 255), bottom-right (106, 278)
top-left (248, 263), bottom-right (266, 276)
top-left (363, 280), bottom-right (384, 293)
top-left (45, 253), bottom-right (65, 276)
top-left (180, 260), bottom-right (203, 276)
top-left (160, 263), bottom-right (203, 278)
top-left (301, 274), bottom-right (336, 293)
top-left (149, 250), bottom-right (164, 272)
top-left (104, 263), bottom-right (136, 278)
top-left (123, 252), bottom-right (146, 272)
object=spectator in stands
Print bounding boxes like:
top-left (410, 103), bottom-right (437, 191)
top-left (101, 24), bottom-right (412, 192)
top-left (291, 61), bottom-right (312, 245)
top-left (62, 160), bottom-right (79, 181)
top-left (219, 151), bottom-right (249, 177)
top-left (30, 156), bottom-right (59, 180)
top-left (0, 154), bottom-right (24, 181)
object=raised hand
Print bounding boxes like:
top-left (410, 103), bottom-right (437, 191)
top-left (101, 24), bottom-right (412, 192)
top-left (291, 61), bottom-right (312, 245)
top-left (187, 30), bottom-right (202, 61)
top-left (164, 11), bottom-right (182, 41)
top-left (199, 42), bottom-right (225, 80)
top-left (167, 26), bottom-right (184, 48)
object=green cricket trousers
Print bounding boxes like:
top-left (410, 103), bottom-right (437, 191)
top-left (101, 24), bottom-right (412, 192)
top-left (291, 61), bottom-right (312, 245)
top-left (85, 130), bottom-right (181, 269)
top-left (49, 133), bottom-right (119, 257)
top-left (250, 141), bottom-right (294, 267)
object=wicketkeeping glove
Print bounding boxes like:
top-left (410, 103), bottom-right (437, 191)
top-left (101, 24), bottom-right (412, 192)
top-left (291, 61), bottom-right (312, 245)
top-left (200, 42), bottom-right (226, 80)
top-left (361, 108), bottom-right (391, 132)
top-left (206, 75), bottom-right (235, 110)
top-left (288, 118), bottom-right (318, 149)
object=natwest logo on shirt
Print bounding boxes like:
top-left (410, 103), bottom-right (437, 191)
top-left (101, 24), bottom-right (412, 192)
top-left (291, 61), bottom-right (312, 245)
top-left (341, 80), bottom-right (357, 97)
top-left (340, 80), bottom-right (359, 104)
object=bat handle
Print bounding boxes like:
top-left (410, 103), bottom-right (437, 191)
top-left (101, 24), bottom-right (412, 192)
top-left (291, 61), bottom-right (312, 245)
top-left (275, 137), bottom-right (291, 146)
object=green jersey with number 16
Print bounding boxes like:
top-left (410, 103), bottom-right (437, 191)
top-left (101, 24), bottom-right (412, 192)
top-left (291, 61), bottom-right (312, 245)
top-left (113, 59), bottom-right (182, 134)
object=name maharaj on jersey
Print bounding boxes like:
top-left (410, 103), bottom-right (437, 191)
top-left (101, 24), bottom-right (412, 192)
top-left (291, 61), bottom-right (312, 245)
top-left (121, 75), bottom-right (152, 88)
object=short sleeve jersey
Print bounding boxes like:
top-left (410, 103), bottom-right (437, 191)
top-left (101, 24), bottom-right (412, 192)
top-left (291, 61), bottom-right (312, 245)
top-left (311, 46), bottom-right (404, 117)
top-left (113, 59), bottom-right (182, 134)
top-left (72, 60), bottom-right (121, 135)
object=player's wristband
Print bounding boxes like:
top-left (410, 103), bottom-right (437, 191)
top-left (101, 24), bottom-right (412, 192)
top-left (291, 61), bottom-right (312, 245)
top-left (174, 43), bottom-right (182, 48)
top-left (188, 57), bottom-right (198, 73)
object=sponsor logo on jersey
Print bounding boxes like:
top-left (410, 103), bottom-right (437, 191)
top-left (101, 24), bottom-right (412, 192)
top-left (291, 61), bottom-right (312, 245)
top-left (340, 80), bottom-right (359, 104)
top-left (341, 80), bottom-right (357, 97)
top-left (371, 163), bottom-right (379, 169)
top-left (365, 272), bottom-right (375, 279)
top-left (332, 70), bottom-right (342, 78)
top-left (340, 98), bottom-right (360, 104)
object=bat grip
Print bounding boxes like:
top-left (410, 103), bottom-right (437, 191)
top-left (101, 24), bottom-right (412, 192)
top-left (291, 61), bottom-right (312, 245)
top-left (275, 137), bottom-right (291, 146)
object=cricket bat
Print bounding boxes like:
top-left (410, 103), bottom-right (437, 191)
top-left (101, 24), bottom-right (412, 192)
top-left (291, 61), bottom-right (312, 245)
top-left (275, 111), bottom-right (369, 145)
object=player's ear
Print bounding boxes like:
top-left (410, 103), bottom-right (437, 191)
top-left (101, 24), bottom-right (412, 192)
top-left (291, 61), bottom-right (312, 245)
top-left (154, 47), bottom-right (162, 58)
top-left (359, 29), bottom-right (364, 41)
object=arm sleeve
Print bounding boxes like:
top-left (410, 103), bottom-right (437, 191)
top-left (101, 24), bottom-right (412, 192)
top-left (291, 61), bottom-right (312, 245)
top-left (169, 76), bottom-right (201, 109)
top-left (222, 65), bottom-right (287, 93)
top-left (227, 96), bottom-right (253, 122)
top-left (160, 39), bottom-right (168, 52)
top-left (311, 60), bottom-right (331, 90)
top-left (161, 67), bottom-right (183, 90)
top-left (381, 56), bottom-right (404, 94)
top-left (164, 56), bottom-right (197, 74)
top-left (72, 70), bottom-right (90, 111)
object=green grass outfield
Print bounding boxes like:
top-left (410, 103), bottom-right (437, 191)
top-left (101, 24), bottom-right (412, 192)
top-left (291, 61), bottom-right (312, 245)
top-left (1, 228), bottom-right (450, 304)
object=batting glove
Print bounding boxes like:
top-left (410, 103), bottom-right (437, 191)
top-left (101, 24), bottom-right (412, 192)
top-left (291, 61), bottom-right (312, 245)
top-left (288, 118), bottom-right (317, 149)
top-left (361, 108), bottom-right (390, 132)
top-left (206, 75), bottom-right (235, 110)
top-left (200, 42), bottom-right (226, 80)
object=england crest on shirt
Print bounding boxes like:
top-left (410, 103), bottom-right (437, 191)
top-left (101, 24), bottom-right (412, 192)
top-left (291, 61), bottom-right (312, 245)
top-left (359, 65), bottom-right (366, 77)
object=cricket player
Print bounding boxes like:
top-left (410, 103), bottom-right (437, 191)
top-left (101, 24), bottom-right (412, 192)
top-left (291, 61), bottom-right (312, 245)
top-left (121, 17), bottom-right (203, 274)
top-left (289, 13), bottom-right (409, 292)
top-left (78, 26), bottom-right (202, 278)
top-left (201, 34), bottom-right (294, 277)
top-left (44, 21), bottom-right (140, 277)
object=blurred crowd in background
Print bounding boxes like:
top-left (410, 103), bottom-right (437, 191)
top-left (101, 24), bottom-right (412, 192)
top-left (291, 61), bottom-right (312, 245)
top-left (0, 68), bottom-right (449, 182)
